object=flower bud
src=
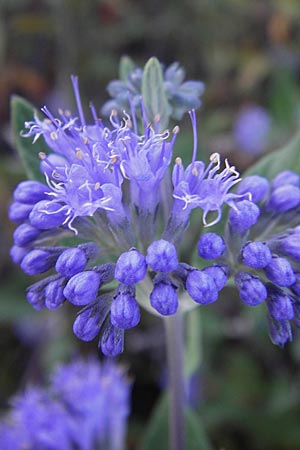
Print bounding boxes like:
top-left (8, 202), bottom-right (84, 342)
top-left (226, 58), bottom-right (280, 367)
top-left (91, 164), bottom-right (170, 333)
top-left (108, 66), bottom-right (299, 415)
top-left (268, 185), bottom-right (300, 212)
top-left (241, 241), bottom-right (272, 269)
top-left (25, 276), bottom-right (59, 310)
top-left (235, 271), bottom-right (267, 306)
top-left (73, 296), bottom-right (110, 341)
top-left (115, 249), bottom-right (147, 285)
top-left (150, 274), bottom-right (178, 315)
top-left (29, 200), bottom-right (67, 230)
top-left (111, 286), bottom-right (140, 329)
top-left (21, 248), bottom-right (60, 275)
top-left (45, 277), bottom-right (66, 310)
top-left (55, 247), bottom-right (87, 278)
top-left (8, 202), bottom-right (33, 223)
top-left (13, 223), bottom-right (41, 247)
top-left (264, 257), bottom-right (295, 287)
top-left (10, 245), bottom-right (30, 264)
top-left (186, 270), bottom-right (218, 305)
top-left (268, 316), bottom-right (292, 346)
top-left (100, 323), bottom-right (124, 356)
top-left (271, 170), bottom-right (300, 190)
top-left (237, 175), bottom-right (269, 203)
top-left (279, 234), bottom-right (300, 261)
top-left (267, 287), bottom-right (294, 321)
top-left (13, 180), bottom-right (50, 204)
top-left (202, 264), bottom-right (229, 291)
top-left (63, 270), bottom-right (101, 306)
top-left (197, 233), bottom-right (226, 260)
top-left (146, 239), bottom-right (178, 272)
top-left (229, 200), bottom-right (260, 234)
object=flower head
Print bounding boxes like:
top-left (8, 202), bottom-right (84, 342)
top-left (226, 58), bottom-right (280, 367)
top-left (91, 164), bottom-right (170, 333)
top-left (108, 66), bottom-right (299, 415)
top-left (10, 70), bottom-right (254, 355)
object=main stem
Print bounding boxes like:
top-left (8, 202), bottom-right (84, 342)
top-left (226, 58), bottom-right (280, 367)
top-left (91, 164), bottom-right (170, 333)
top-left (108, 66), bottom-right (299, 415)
top-left (164, 312), bottom-right (186, 450)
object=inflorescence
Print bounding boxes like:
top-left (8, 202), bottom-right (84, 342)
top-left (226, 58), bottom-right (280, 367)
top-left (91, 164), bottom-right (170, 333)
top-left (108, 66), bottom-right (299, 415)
top-left (9, 64), bottom-right (300, 355)
top-left (0, 358), bottom-right (131, 450)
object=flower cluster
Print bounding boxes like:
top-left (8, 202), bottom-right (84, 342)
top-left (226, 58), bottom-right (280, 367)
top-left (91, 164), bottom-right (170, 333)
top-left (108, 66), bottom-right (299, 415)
top-left (9, 77), bottom-right (249, 356)
top-left (101, 60), bottom-right (205, 120)
top-left (196, 171), bottom-right (300, 345)
top-left (0, 358), bottom-right (131, 450)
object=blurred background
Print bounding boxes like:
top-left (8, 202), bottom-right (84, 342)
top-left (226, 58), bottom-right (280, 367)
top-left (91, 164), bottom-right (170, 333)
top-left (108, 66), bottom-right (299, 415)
top-left (1, 1), bottom-right (300, 449)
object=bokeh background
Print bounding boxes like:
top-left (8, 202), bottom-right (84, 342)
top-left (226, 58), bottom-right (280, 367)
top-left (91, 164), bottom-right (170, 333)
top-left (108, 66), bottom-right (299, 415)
top-left (1, 1), bottom-right (300, 449)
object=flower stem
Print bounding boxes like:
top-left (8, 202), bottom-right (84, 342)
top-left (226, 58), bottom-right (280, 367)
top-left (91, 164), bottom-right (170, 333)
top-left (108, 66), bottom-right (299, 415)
top-left (164, 312), bottom-right (186, 450)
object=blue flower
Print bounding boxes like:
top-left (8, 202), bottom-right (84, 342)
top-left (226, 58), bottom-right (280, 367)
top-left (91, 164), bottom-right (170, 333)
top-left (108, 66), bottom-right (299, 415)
top-left (101, 60), bottom-right (205, 120)
top-left (9, 69), bottom-right (267, 355)
top-left (0, 358), bottom-right (131, 450)
top-left (194, 170), bottom-right (300, 345)
top-left (233, 105), bottom-right (271, 155)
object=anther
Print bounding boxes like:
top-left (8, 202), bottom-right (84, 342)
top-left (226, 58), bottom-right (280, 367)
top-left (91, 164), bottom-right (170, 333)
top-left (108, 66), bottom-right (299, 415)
top-left (175, 157), bottom-right (182, 165)
top-left (38, 152), bottom-right (47, 160)
top-left (76, 149), bottom-right (84, 160)
top-left (94, 182), bottom-right (101, 190)
top-left (210, 152), bottom-right (220, 163)
top-left (50, 131), bottom-right (58, 141)
top-left (173, 125), bottom-right (180, 134)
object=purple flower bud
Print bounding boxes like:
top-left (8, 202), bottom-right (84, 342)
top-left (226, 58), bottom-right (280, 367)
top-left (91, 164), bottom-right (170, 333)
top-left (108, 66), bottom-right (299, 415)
top-left (10, 245), bottom-right (30, 264)
top-left (13, 223), bottom-right (40, 247)
top-left (264, 257), bottom-right (296, 287)
top-left (63, 270), bottom-right (101, 306)
top-left (146, 240), bottom-right (178, 272)
top-left (55, 247), bottom-right (87, 278)
top-left (279, 234), bottom-right (300, 261)
top-left (291, 273), bottom-right (300, 295)
top-left (111, 287), bottom-right (140, 329)
top-left (150, 274), bottom-right (178, 315)
top-left (241, 241), bottom-right (272, 269)
top-left (186, 270), bottom-right (218, 305)
top-left (229, 200), bottom-right (260, 234)
top-left (235, 271), bottom-right (267, 306)
top-left (268, 185), bottom-right (300, 212)
top-left (100, 323), bottom-right (124, 356)
top-left (268, 316), bottom-right (292, 346)
top-left (8, 202), bottom-right (33, 222)
top-left (25, 276), bottom-right (59, 310)
top-left (21, 248), bottom-right (60, 275)
top-left (202, 264), bottom-right (229, 291)
top-left (271, 170), bottom-right (300, 190)
top-left (197, 233), bottom-right (226, 259)
top-left (26, 288), bottom-right (45, 310)
top-left (45, 277), bottom-right (66, 310)
top-left (115, 249), bottom-right (147, 285)
top-left (73, 296), bottom-right (111, 341)
top-left (29, 200), bottom-right (67, 230)
top-left (267, 287), bottom-right (294, 321)
top-left (237, 175), bottom-right (269, 203)
top-left (13, 180), bottom-right (50, 204)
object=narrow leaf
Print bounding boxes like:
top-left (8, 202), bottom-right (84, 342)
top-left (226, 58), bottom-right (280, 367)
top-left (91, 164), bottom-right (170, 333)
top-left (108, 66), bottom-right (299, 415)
top-left (244, 130), bottom-right (300, 179)
top-left (140, 394), bottom-right (213, 450)
top-left (11, 95), bottom-right (51, 182)
top-left (141, 57), bottom-right (171, 131)
top-left (119, 55), bottom-right (136, 81)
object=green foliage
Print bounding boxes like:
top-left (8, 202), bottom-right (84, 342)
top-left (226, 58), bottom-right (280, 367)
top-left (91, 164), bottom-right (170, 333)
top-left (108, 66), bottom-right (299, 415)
top-left (119, 55), bottom-right (136, 81)
top-left (11, 96), bottom-right (51, 182)
top-left (140, 395), bottom-right (213, 450)
top-left (244, 130), bottom-right (300, 179)
top-left (141, 57), bottom-right (171, 131)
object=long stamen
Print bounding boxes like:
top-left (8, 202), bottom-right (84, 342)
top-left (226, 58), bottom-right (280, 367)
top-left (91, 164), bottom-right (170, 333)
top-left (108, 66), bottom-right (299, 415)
top-left (71, 75), bottom-right (86, 127)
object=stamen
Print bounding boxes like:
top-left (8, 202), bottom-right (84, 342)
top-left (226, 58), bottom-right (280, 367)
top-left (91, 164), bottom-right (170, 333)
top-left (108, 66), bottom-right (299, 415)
top-left (50, 131), bottom-right (58, 141)
top-left (71, 75), bottom-right (86, 127)
top-left (175, 157), bottom-right (182, 165)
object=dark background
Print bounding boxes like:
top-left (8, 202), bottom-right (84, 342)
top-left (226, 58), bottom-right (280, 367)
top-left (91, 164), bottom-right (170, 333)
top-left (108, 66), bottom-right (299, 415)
top-left (1, 1), bottom-right (300, 449)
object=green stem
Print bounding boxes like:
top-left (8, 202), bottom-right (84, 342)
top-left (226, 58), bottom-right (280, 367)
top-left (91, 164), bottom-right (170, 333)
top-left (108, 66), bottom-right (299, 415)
top-left (164, 312), bottom-right (186, 450)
